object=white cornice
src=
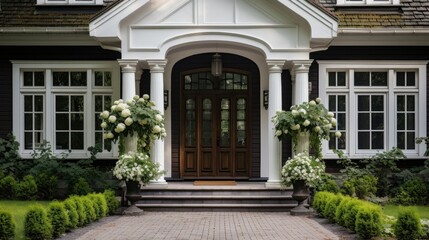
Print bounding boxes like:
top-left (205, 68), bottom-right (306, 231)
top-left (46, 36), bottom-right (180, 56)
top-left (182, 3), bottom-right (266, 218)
top-left (333, 28), bottom-right (429, 46)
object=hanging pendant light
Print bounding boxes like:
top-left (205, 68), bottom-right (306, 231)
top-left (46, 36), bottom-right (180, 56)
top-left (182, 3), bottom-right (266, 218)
top-left (211, 53), bottom-right (223, 77)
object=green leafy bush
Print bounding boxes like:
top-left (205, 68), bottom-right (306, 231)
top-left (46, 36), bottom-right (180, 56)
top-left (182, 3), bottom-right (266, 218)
top-left (401, 177), bottom-right (429, 205)
top-left (63, 198), bottom-right (79, 230)
top-left (340, 179), bottom-right (355, 197)
top-left (344, 199), bottom-right (361, 232)
top-left (0, 211), bottom-right (15, 240)
top-left (89, 193), bottom-right (108, 219)
top-left (0, 175), bottom-right (17, 199)
top-left (319, 179), bottom-right (339, 193)
top-left (324, 194), bottom-right (343, 223)
top-left (69, 196), bottom-right (87, 226)
top-left (352, 175), bottom-right (378, 199)
top-left (335, 196), bottom-right (352, 227)
top-left (24, 205), bottom-right (52, 240)
top-left (16, 175), bottom-right (38, 200)
top-left (34, 173), bottom-right (58, 200)
top-left (47, 201), bottom-right (69, 238)
top-left (394, 208), bottom-right (423, 240)
top-left (103, 189), bottom-right (119, 215)
top-left (355, 204), bottom-right (383, 239)
top-left (81, 196), bottom-right (97, 224)
top-left (313, 191), bottom-right (330, 216)
top-left (0, 134), bottom-right (26, 177)
top-left (71, 177), bottom-right (93, 196)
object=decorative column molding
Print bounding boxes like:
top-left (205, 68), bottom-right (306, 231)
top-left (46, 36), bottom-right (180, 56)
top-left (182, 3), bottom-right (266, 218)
top-left (291, 60), bottom-right (313, 156)
top-left (291, 60), bottom-right (313, 105)
top-left (266, 60), bottom-right (285, 188)
top-left (118, 59), bottom-right (139, 101)
top-left (148, 60), bottom-right (168, 185)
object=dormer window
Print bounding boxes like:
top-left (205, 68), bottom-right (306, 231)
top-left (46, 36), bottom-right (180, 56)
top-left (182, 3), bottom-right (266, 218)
top-left (36, 0), bottom-right (105, 5)
top-left (336, 0), bottom-right (400, 5)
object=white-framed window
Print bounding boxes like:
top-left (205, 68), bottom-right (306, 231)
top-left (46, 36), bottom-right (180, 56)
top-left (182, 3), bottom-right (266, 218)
top-left (36, 0), bottom-right (104, 6)
top-left (12, 61), bottom-right (120, 159)
top-left (336, 0), bottom-right (400, 6)
top-left (318, 61), bottom-right (427, 159)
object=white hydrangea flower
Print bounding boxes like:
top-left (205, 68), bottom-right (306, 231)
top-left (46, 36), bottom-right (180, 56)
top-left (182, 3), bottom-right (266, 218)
top-left (309, 100), bottom-right (316, 106)
top-left (125, 117), bottom-right (133, 126)
top-left (303, 120), bottom-right (310, 127)
top-left (108, 115), bottom-right (117, 123)
top-left (121, 109), bottom-right (131, 118)
top-left (143, 94), bottom-right (150, 100)
top-left (153, 125), bottom-right (161, 133)
top-left (155, 114), bottom-right (163, 122)
top-left (275, 130), bottom-right (282, 136)
top-left (100, 122), bottom-right (107, 129)
top-left (335, 131), bottom-right (342, 138)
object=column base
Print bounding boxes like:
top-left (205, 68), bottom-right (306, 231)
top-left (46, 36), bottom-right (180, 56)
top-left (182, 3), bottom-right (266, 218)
top-left (265, 181), bottom-right (282, 189)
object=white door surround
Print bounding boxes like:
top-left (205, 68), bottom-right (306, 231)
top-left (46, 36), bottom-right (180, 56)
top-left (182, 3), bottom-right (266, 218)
top-left (89, 0), bottom-right (338, 185)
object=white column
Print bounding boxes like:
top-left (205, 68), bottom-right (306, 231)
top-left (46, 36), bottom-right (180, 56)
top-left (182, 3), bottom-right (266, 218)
top-left (292, 60), bottom-right (312, 104)
top-left (292, 60), bottom-right (313, 154)
top-left (266, 60), bottom-right (285, 188)
top-left (118, 60), bottom-right (139, 101)
top-left (148, 60), bottom-right (168, 184)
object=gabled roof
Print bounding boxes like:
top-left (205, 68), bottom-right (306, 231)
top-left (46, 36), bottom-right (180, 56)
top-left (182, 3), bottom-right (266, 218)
top-left (318, 0), bottom-right (429, 28)
top-left (1, 0), bottom-right (429, 29)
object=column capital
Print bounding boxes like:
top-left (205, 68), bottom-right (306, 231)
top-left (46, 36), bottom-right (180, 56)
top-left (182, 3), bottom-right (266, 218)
top-left (118, 59), bottom-right (139, 73)
top-left (267, 60), bottom-right (285, 73)
top-left (291, 60), bottom-right (313, 74)
top-left (148, 60), bottom-right (168, 73)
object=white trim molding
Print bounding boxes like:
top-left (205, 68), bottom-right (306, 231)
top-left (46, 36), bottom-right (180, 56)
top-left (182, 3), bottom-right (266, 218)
top-left (336, 0), bottom-right (400, 6)
top-left (37, 0), bottom-right (105, 5)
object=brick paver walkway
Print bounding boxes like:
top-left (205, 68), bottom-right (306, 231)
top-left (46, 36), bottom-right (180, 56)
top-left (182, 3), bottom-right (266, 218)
top-left (69, 212), bottom-right (345, 240)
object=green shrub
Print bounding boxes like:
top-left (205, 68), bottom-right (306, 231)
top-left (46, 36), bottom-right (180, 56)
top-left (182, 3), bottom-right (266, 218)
top-left (399, 178), bottom-right (427, 205)
top-left (353, 175), bottom-right (377, 199)
top-left (344, 199), bottom-right (360, 232)
top-left (0, 211), bottom-right (15, 240)
top-left (81, 196), bottom-right (97, 224)
top-left (0, 175), bottom-right (17, 199)
top-left (63, 198), bottom-right (79, 230)
top-left (313, 191), bottom-right (328, 215)
top-left (340, 179), bottom-right (355, 197)
top-left (324, 194), bottom-right (343, 223)
top-left (16, 175), bottom-right (38, 200)
top-left (319, 179), bottom-right (340, 193)
top-left (69, 196), bottom-right (87, 226)
top-left (394, 208), bottom-right (423, 240)
top-left (35, 173), bottom-right (58, 200)
top-left (24, 205), bottom-right (52, 240)
top-left (89, 193), bottom-right (108, 219)
top-left (355, 204), bottom-right (383, 239)
top-left (103, 189), bottom-right (119, 215)
top-left (47, 201), bottom-right (69, 238)
top-left (71, 177), bottom-right (93, 196)
top-left (335, 196), bottom-right (352, 227)
top-left (0, 134), bottom-right (23, 177)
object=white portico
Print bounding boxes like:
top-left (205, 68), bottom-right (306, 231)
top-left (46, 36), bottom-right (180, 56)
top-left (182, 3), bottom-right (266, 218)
top-left (89, 0), bottom-right (337, 185)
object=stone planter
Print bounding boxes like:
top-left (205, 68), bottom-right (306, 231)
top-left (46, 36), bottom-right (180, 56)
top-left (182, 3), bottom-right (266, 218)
top-left (290, 180), bottom-right (311, 216)
top-left (123, 180), bottom-right (143, 215)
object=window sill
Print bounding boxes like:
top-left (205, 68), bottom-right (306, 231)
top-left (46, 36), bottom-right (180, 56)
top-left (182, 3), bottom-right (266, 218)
top-left (335, 5), bottom-right (403, 14)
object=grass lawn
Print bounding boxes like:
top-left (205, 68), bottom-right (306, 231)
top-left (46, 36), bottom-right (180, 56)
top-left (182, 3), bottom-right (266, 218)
top-left (0, 200), bottom-right (50, 240)
top-left (383, 205), bottom-right (429, 219)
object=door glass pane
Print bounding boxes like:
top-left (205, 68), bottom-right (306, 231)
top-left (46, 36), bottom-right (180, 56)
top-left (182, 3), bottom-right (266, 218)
top-left (185, 99), bottom-right (196, 146)
top-left (358, 113), bottom-right (370, 130)
top-left (34, 96), bottom-right (43, 112)
top-left (220, 98), bottom-right (230, 146)
top-left (24, 96), bottom-right (33, 112)
top-left (371, 95), bottom-right (384, 111)
top-left (25, 114), bottom-right (33, 130)
top-left (202, 98), bottom-right (212, 146)
top-left (71, 114), bottom-right (84, 130)
top-left (56, 114), bottom-right (69, 130)
top-left (236, 98), bottom-right (246, 147)
top-left (56, 96), bottom-right (69, 112)
top-left (34, 114), bottom-right (43, 130)
top-left (407, 95), bottom-right (415, 111)
top-left (397, 95), bottom-right (405, 111)
top-left (71, 96), bottom-right (84, 112)
top-left (358, 96), bottom-right (370, 111)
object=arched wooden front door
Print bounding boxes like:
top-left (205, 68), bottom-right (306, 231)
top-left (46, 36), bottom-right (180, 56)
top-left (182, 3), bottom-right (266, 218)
top-left (180, 69), bottom-right (252, 179)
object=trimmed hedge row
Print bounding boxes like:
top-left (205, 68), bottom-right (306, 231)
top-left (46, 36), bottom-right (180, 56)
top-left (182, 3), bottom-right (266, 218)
top-left (21, 190), bottom-right (119, 240)
top-left (313, 191), bottom-right (383, 239)
top-left (0, 211), bottom-right (15, 240)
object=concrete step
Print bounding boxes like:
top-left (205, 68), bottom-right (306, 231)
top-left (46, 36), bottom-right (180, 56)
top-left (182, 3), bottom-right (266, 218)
top-left (133, 182), bottom-right (298, 211)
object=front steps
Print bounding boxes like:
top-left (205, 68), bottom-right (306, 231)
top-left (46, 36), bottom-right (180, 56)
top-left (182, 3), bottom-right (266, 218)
top-left (134, 182), bottom-right (296, 211)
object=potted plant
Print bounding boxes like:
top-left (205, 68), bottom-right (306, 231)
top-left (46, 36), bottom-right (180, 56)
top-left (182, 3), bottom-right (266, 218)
top-left (112, 151), bottom-right (165, 209)
top-left (281, 152), bottom-right (325, 215)
top-left (272, 98), bottom-right (341, 158)
top-left (100, 94), bottom-right (166, 154)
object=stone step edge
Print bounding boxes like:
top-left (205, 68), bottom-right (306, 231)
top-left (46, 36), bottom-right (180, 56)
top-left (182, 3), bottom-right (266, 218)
top-left (139, 195), bottom-right (293, 199)
top-left (136, 203), bottom-right (297, 208)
